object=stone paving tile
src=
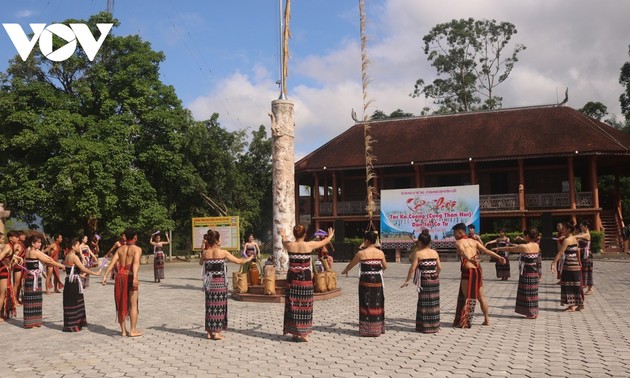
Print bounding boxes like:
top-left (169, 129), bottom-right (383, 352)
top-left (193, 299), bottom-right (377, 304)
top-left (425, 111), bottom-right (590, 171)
top-left (1, 260), bottom-right (630, 377)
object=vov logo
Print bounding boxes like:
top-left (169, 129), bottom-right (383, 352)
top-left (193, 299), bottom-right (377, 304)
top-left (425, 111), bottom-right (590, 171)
top-left (2, 23), bottom-right (113, 62)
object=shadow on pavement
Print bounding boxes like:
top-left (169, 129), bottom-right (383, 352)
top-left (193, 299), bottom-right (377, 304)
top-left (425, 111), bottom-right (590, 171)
top-left (149, 324), bottom-right (205, 339)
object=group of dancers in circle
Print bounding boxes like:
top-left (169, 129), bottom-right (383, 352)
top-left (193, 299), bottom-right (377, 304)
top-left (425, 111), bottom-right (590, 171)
top-left (1, 218), bottom-right (594, 341)
top-left (0, 229), bottom-right (171, 337)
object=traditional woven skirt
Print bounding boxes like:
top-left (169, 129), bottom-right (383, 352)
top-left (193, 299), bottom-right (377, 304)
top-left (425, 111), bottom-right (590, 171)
top-left (358, 272), bottom-right (385, 336)
top-left (283, 269), bottom-right (314, 337)
top-left (63, 274), bottom-right (87, 332)
top-left (205, 275), bottom-right (228, 332)
top-left (515, 255), bottom-right (539, 318)
top-left (416, 271), bottom-right (440, 333)
top-left (23, 261), bottom-right (43, 328)
top-left (154, 251), bottom-right (165, 280)
top-left (453, 265), bottom-right (482, 328)
top-left (495, 251), bottom-right (510, 279)
top-left (561, 250), bottom-right (584, 306)
top-left (581, 256), bottom-right (593, 287)
top-left (537, 254), bottom-right (543, 279)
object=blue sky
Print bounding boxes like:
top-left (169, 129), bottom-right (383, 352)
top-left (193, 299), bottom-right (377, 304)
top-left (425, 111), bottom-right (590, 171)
top-left (1, 1), bottom-right (629, 158)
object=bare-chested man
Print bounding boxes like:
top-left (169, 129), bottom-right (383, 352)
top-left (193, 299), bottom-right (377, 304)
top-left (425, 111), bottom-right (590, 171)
top-left (452, 223), bottom-right (505, 328)
top-left (102, 230), bottom-right (142, 337)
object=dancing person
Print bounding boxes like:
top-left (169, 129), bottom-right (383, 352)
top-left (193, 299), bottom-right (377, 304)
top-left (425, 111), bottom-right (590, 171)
top-left (467, 224), bottom-right (482, 243)
top-left (90, 236), bottom-right (100, 258)
top-left (451, 223), bottom-right (505, 328)
top-left (200, 230), bottom-right (252, 340)
top-left (623, 223), bottom-right (630, 254)
top-left (241, 234), bottom-right (261, 284)
top-left (342, 230), bottom-right (387, 337)
top-left (551, 222), bottom-right (584, 312)
top-left (43, 234), bottom-right (64, 294)
top-left (22, 235), bottom-right (65, 328)
top-left (0, 231), bottom-right (23, 321)
top-left (62, 238), bottom-right (101, 332)
top-left (555, 222), bottom-right (567, 284)
top-left (401, 232), bottom-right (441, 333)
top-left (79, 236), bottom-right (98, 267)
top-left (102, 230), bottom-right (142, 337)
top-left (105, 232), bottom-right (126, 259)
top-left (280, 225), bottom-right (334, 342)
top-left (150, 233), bottom-right (170, 283)
top-left (495, 228), bottom-right (540, 319)
top-left (12, 230), bottom-right (27, 305)
top-left (314, 229), bottom-right (334, 270)
top-left (485, 229), bottom-right (511, 280)
top-left (575, 221), bottom-right (593, 295)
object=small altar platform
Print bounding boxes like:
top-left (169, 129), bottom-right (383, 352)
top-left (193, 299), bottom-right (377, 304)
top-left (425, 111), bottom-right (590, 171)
top-left (231, 278), bottom-right (342, 303)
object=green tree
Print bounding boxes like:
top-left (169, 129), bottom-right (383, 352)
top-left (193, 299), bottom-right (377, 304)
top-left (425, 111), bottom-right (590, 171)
top-left (620, 44), bottom-right (630, 119)
top-left (579, 101), bottom-right (609, 121)
top-left (370, 109), bottom-right (414, 120)
top-left (412, 18), bottom-right (526, 113)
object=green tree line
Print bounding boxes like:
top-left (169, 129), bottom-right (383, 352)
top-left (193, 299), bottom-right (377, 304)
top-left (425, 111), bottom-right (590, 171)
top-left (0, 13), bottom-right (272, 249)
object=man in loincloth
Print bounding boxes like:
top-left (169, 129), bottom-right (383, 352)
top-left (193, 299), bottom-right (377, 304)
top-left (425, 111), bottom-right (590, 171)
top-left (102, 230), bottom-right (142, 337)
top-left (452, 223), bottom-right (505, 328)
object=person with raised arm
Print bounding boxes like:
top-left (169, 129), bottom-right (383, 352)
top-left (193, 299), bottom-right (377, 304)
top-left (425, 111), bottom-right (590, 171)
top-left (150, 232), bottom-right (170, 283)
top-left (451, 223), bottom-right (505, 328)
top-left (0, 231), bottom-right (23, 321)
top-left (22, 235), bottom-right (65, 328)
top-left (200, 230), bottom-right (252, 340)
top-left (552, 222), bottom-right (585, 312)
top-left (495, 228), bottom-right (541, 319)
top-left (280, 225), bottom-right (334, 342)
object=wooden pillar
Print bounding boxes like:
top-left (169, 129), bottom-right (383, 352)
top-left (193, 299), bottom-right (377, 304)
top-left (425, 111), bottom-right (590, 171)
top-left (332, 172), bottom-right (338, 217)
top-left (568, 156), bottom-right (577, 224)
top-left (323, 172), bottom-right (329, 203)
top-left (341, 171), bottom-right (346, 201)
top-left (295, 177), bottom-right (300, 226)
top-left (518, 159), bottom-right (526, 230)
top-left (469, 161), bottom-right (478, 185)
top-left (414, 165), bottom-right (422, 188)
top-left (589, 156), bottom-right (602, 231)
top-left (313, 173), bottom-right (320, 218)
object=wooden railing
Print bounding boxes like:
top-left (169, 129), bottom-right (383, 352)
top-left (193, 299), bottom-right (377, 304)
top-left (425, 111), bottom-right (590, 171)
top-left (319, 200), bottom-right (381, 216)
top-left (479, 194), bottom-right (518, 210)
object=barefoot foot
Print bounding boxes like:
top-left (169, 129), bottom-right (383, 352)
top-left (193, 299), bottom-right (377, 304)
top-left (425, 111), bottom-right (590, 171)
top-left (129, 330), bottom-right (143, 337)
top-left (563, 306), bottom-right (576, 312)
top-left (213, 333), bottom-right (224, 340)
top-left (482, 320), bottom-right (490, 326)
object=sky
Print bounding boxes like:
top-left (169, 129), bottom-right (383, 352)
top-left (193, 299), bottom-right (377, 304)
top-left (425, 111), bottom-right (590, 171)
top-left (1, 0), bottom-right (629, 160)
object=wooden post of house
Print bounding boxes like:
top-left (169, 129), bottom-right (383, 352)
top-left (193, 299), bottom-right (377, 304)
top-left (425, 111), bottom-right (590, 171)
top-left (589, 156), bottom-right (602, 231)
top-left (568, 156), bottom-right (577, 224)
top-left (332, 172), bottom-right (338, 217)
top-left (414, 165), bottom-right (422, 188)
top-left (469, 160), bottom-right (478, 185)
top-left (313, 172), bottom-right (320, 230)
top-left (518, 159), bottom-right (526, 230)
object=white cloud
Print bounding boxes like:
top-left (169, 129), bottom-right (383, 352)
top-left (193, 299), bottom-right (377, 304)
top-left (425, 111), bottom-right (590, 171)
top-left (16, 9), bottom-right (35, 18)
top-left (187, 0), bottom-right (630, 159)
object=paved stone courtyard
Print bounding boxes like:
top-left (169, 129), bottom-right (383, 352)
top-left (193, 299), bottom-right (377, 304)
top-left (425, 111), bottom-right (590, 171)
top-left (2, 257), bottom-right (630, 377)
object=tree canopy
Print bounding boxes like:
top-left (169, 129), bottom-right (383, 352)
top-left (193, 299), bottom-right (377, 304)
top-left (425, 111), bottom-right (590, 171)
top-left (0, 13), bottom-right (272, 247)
top-left (370, 109), bottom-right (414, 120)
top-left (412, 18), bottom-right (526, 113)
top-left (579, 101), bottom-right (609, 121)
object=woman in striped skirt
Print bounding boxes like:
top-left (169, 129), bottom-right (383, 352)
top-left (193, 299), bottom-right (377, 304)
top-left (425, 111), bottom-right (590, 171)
top-left (485, 229), bottom-right (511, 280)
top-left (281, 225), bottom-right (335, 342)
top-left (151, 233), bottom-right (170, 283)
top-left (199, 230), bottom-right (252, 340)
top-left (22, 235), bottom-right (65, 328)
top-left (495, 228), bottom-right (540, 319)
top-left (575, 221), bottom-right (593, 295)
top-left (63, 238), bottom-right (102, 332)
top-left (552, 222), bottom-right (584, 312)
top-left (402, 232), bottom-right (441, 333)
top-left (342, 231), bottom-right (387, 337)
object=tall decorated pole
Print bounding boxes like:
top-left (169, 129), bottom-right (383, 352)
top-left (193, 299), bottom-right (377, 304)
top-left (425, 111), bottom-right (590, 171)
top-left (270, 0), bottom-right (294, 273)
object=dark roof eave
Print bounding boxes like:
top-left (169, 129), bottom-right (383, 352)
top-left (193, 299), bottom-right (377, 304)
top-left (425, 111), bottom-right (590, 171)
top-left (295, 150), bottom-right (630, 173)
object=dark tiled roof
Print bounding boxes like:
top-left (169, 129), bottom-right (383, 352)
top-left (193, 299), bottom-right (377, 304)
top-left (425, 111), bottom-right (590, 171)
top-left (295, 105), bottom-right (630, 172)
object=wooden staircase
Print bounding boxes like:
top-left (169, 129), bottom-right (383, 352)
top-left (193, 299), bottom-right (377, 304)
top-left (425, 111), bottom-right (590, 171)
top-left (601, 210), bottom-right (623, 253)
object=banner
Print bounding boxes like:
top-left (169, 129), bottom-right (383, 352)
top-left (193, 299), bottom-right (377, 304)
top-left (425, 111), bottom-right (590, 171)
top-left (192, 216), bottom-right (240, 251)
top-left (380, 185), bottom-right (479, 249)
